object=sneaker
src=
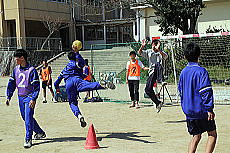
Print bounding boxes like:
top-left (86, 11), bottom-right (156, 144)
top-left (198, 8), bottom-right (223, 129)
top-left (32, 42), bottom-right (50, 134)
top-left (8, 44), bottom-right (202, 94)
top-left (24, 139), bottom-right (32, 148)
top-left (42, 100), bottom-right (47, 103)
top-left (34, 132), bottom-right (46, 140)
top-left (136, 104), bottom-right (140, 109)
top-left (79, 117), bottom-right (87, 128)
top-left (100, 81), bottom-right (116, 90)
top-left (106, 82), bottom-right (116, 90)
top-left (52, 98), bottom-right (58, 103)
top-left (156, 102), bottom-right (163, 113)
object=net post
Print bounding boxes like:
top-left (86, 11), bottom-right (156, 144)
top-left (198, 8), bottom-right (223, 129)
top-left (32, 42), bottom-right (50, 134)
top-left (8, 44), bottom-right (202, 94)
top-left (90, 44), bottom-right (94, 76)
top-left (170, 40), bottom-right (177, 87)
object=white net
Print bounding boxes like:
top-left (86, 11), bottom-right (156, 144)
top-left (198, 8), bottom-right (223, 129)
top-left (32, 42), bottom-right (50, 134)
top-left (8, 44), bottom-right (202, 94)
top-left (160, 34), bottom-right (230, 104)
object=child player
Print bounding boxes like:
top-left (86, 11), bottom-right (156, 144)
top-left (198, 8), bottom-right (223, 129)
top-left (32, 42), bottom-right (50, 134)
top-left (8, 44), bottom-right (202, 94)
top-left (126, 51), bottom-right (148, 109)
top-left (54, 40), bottom-right (115, 128)
top-left (39, 59), bottom-right (56, 103)
top-left (83, 59), bottom-right (92, 102)
top-left (6, 49), bottom-right (46, 148)
top-left (178, 42), bottom-right (217, 153)
top-left (138, 39), bottom-right (168, 113)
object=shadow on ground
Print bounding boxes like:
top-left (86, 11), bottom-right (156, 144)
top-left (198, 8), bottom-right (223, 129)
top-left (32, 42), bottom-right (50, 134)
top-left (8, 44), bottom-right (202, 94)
top-left (97, 132), bottom-right (156, 144)
top-left (33, 137), bottom-right (86, 146)
top-left (33, 131), bottom-right (156, 147)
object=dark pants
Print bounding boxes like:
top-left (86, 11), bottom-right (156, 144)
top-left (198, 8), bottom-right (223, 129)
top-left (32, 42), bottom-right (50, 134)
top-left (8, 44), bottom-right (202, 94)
top-left (128, 80), bottom-right (140, 101)
top-left (145, 72), bottom-right (160, 105)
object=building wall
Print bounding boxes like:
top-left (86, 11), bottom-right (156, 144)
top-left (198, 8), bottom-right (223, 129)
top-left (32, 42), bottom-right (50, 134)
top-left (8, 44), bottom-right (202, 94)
top-left (1, 0), bottom-right (73, 48)
top-left (132, 0), bottom-right (230, 41)
top-left (3, 0), bottom-right (71, 21)
top-left (198, 0), bottom-right (230, 33)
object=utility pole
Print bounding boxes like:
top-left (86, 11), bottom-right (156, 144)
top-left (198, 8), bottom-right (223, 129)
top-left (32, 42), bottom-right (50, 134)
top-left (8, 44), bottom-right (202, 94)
top-left (102, 0), bottom-right (106, 44)
top-left (71, 0), bottom-right (77, 40)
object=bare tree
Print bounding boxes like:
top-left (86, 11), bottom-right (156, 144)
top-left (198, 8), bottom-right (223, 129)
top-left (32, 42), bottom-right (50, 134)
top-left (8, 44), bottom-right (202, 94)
top-left (41, 16), bottom-right (71, 50)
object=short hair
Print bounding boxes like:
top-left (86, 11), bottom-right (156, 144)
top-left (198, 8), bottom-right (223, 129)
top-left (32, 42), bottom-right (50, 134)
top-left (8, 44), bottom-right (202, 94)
top-left (85, 59), bottom-right (89, 66)
top-left (14, 49), bottom-right (28, 61)
top-left (129, 51), bottom-right (136, 56)
top-left (184, 42), bottom-right (200, 62)
top-left (152, 39), bottom-right (160, 46)
top-left (68, 51), bottom-right (76, 61)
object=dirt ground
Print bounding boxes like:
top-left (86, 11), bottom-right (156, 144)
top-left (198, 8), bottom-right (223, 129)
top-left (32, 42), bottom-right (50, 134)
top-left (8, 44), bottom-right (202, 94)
top-left (0, 77), bottom-right (230, 153)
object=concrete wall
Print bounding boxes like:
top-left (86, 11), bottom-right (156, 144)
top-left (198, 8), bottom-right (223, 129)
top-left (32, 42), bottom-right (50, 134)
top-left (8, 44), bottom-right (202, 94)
top-left (198, 0), bottom-right (230, 33)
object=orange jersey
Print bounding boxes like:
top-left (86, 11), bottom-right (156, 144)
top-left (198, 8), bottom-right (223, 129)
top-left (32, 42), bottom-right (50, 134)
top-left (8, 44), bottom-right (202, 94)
top-left (40, 66), bottom-right (52, 81)
top-left (128, 60), bottom-right (141, 77)
top-left (84, 66), bottom-right (92, 81)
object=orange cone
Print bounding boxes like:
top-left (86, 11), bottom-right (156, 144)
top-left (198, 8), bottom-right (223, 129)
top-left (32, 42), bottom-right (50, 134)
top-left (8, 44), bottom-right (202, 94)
top-left (84, 124), bottom-right (100, 149)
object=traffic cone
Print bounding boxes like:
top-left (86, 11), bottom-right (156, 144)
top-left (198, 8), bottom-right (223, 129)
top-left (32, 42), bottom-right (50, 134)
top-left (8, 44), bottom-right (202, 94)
top-left (84, 124), bottom-right (100, 149)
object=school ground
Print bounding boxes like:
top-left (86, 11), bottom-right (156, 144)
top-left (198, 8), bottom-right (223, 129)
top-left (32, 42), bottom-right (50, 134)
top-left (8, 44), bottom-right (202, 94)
top-left (0, 77), bottom-right (229, 153)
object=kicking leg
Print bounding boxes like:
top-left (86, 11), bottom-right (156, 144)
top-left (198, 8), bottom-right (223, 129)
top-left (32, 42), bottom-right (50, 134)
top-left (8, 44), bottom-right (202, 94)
top-left (76, 79), bottom-right (106, 92)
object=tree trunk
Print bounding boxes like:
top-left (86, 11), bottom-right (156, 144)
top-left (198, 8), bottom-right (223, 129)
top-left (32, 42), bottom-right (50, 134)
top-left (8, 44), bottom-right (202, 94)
top-left (40, 32), bottom-right (53, 50)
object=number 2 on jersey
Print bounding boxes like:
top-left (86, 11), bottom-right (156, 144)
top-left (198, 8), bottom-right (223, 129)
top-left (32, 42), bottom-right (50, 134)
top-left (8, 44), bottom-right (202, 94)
top-left (18, 73), bottom-right (26, 87)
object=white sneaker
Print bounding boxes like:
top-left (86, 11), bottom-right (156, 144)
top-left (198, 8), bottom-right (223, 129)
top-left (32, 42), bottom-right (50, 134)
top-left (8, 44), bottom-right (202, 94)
top-left (24, 139), bottom-right (32, 148)
top-left (52, 98), bottom-right (57, 103)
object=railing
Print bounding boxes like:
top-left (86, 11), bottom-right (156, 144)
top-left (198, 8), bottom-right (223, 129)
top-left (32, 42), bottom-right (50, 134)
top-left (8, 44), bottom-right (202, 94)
top-left (0, 37), bottom-right (62, 51)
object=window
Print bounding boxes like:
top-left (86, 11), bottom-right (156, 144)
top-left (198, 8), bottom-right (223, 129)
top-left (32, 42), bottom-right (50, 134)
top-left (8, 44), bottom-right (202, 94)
top-left (85, 26), bottom-right (104, 41)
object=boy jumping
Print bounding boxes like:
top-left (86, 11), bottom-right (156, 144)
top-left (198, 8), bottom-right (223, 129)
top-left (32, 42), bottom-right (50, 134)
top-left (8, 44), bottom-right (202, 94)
top-left (178, 42), bottom-right (217, 153)
top-left (54, 40), bottom-right (115, 128)
top-left (6, 49), bottom-right (46, 148)
top-left (138, 39), bottom-right (168, 113)
top-left (126, 51), bottom-right (148, 109)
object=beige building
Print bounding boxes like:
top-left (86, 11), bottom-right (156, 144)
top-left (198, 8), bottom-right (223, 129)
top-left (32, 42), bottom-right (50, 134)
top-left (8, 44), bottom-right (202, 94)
top-left (131, 0), bottom-right (230, 40)
top-left (0, 0), bottom-right (73, 49)
top-left (0, 0), bottom-right (136, 50)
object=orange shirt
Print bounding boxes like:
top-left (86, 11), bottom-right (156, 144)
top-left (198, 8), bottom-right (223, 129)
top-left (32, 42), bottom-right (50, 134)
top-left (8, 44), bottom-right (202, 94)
top-left (128, 60), bottom-right (141, 77)
top-left (40, 66), bottom-right (52, 81)
top-left (84, 66), bottom-right (92, 81)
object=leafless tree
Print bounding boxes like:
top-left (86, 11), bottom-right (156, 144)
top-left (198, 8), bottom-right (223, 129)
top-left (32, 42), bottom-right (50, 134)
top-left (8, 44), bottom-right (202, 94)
top-left (41, 16), bottom-right (71, 50)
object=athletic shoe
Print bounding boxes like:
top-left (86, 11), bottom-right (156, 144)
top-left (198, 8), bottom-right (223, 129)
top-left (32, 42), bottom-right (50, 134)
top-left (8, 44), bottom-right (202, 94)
top-left (156, 102), bottom-right (163, 113)
top-left (79, 117), bottom-right (87, 128)
top-left (52, 98), bottom-right (58, 103)
top-left (136, 104), bottom-right (140, 109)
top-left (34, 132), bottom-right (46, 140)
top-left (100, 81), bottom-right (116, 90)
top-left (107, 82), bottom-right (116, 90)
top-left (24, 139), bottom-right (32, 148)
top-left (42, 100), bottom-right (47, 103)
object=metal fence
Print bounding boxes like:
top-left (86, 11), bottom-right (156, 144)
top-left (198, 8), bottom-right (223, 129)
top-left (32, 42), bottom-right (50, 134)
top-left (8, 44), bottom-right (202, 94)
top-left (0, 37), bottom-right (62, 51)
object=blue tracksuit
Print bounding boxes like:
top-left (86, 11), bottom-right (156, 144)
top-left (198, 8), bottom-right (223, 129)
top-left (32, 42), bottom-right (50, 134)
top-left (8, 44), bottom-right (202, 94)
top-left (178, 62), bottom-right (214, 120)
top-left (6, 64), bottom-right (44, 141)
top-left (54, 54), bottom-right (104, 118)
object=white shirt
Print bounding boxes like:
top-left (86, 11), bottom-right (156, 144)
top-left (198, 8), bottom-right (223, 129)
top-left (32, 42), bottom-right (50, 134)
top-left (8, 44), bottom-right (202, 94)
top-left (141, 49), bottom-right (167, 76)
top-left (126, 59), bottom-right (144, 80)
